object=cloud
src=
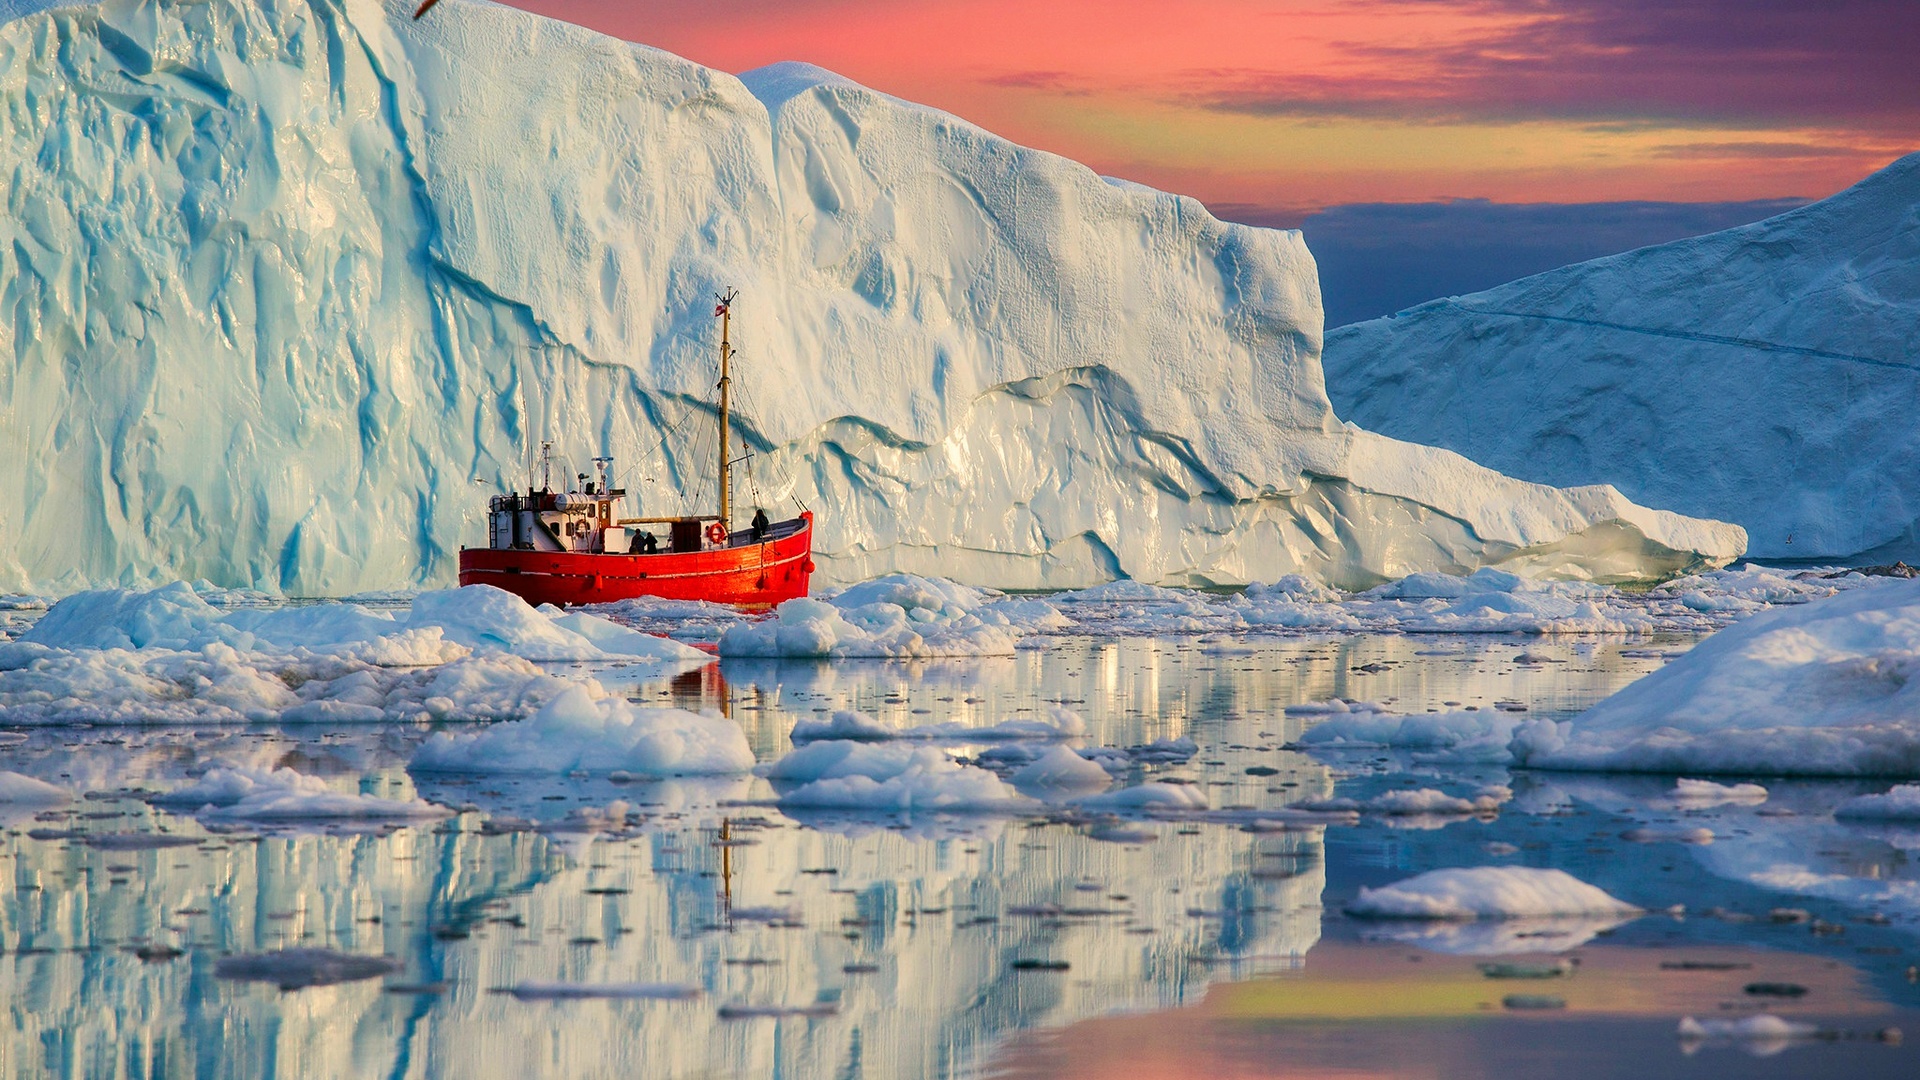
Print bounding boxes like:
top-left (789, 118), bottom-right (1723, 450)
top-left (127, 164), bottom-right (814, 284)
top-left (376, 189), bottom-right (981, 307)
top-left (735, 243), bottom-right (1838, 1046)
top-left (1190, 0), bottom-right (1920, 128)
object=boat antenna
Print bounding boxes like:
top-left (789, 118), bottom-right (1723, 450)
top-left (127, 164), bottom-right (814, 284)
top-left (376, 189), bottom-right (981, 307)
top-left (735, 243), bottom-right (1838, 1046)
top-left (715, 288), bottom-right (737, 533)
top-left (540, 441), bottom-right (553, 493)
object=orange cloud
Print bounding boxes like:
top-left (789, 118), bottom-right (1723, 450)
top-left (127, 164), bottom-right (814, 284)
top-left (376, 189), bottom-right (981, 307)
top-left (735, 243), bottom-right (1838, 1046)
top-left (500, 0), bottom-right (1918, 215)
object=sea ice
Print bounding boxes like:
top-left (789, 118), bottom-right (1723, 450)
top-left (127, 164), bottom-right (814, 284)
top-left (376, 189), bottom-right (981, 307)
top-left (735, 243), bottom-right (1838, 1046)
top-left (23, 583), bottom-right (702, 663)
top-left (773, 752), bottom-right (1032, 813)
top-left (410, 687), bottom-right (756, 776)
top-left (1835, 784), bottom-right (1920, 820)
top-left (1008, 746), bottom-right (1114, 793)
top-left (1071, 783), bottom-right (1209, 813)
top-left (153, 766), bottom-right (451, 823)
top-left (1510, 579), bottom-right (1920, 775)
top-left (1347, 867), bottom-right (1641, 920)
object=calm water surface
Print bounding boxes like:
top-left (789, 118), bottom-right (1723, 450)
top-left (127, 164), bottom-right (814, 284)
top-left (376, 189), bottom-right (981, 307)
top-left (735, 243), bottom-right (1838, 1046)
top-left (2, 633), bottom-right (1916, 1078)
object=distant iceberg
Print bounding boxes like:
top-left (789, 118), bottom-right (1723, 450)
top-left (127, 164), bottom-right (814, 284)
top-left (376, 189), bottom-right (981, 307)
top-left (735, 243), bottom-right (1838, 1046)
top-left (0, 0), bottom-right (1741, 594)
top-left (1325, 153), bottom-right (1920, 564)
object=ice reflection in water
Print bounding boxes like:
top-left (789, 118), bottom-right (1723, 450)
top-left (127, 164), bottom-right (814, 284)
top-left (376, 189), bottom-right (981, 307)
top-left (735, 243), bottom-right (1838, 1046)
top-left (0, 633), bottom-right (1744, 1078)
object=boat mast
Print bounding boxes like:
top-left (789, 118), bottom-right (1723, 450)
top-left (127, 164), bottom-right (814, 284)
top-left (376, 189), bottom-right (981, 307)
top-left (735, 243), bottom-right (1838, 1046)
top-left (715, 288), bottom-right (736, 532)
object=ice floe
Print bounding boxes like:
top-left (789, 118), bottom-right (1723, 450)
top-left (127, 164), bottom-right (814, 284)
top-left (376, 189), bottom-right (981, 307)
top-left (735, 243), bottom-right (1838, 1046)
top-left (24, 583), bottom-right (702, 662)
top-left (410, 687), bottom-right (755, 776)
top-left (767, 743), bottom-right (1032, 812)
top-left (1511, 578), bottom-right (1920, 775)
top-left (1347, 867), bottom-right (1641, 920)
top-left (152, 766), bottom-right (451, 823)
top-left (1834, 783), bottom-right (1920, 820)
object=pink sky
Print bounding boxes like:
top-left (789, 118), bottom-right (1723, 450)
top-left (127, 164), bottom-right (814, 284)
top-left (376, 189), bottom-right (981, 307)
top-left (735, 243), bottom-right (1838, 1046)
top-left (503, 0), bottom-right (1919, 218)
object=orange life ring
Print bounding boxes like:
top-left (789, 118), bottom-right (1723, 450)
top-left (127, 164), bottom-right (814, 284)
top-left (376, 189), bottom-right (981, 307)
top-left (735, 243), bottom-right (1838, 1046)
top-left (706, 522), bottom-right (728, 545)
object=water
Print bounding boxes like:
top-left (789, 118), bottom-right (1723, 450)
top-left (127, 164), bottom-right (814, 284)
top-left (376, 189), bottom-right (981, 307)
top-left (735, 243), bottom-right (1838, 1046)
top-left (2, 633), bottom-right (1917, 1078)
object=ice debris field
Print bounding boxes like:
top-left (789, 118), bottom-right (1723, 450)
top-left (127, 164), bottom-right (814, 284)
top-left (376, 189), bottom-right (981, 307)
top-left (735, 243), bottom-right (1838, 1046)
top-left (5, 566), bottom-right (1920, 1075)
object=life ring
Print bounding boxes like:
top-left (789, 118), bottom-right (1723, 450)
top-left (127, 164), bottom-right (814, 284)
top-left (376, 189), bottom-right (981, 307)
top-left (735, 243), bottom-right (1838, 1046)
top-left (706, 522), bottom-right (729, 545)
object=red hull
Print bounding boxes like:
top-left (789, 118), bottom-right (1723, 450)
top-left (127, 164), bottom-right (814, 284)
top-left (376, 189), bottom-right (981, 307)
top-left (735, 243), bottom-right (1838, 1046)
top-left (458, 512), bottom-right (814, 608)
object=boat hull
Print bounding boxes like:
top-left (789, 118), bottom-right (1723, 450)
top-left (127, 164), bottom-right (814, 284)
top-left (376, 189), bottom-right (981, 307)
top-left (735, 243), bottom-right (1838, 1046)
top-left (458, 513), bottom-right (814, 608)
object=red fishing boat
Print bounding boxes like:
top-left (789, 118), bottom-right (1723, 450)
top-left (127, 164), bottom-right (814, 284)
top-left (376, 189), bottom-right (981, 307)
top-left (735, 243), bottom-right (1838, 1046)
top-left (458, 290), bottom-right (815, 608)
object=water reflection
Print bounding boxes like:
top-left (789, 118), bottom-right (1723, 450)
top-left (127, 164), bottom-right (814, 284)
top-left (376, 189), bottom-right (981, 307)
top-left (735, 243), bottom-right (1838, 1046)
top-left (0, 632), bottom-right (1839, 1079)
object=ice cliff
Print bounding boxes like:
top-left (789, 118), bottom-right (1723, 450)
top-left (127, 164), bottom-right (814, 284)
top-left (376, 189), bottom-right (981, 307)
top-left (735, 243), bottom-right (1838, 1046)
top-left (1323, 153), bottom-right (1920, 563)
top-left (0, 0), bottom-right (1743, 594)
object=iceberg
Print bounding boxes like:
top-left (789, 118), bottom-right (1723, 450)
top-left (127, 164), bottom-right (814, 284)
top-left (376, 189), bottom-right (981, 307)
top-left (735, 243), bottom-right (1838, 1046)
top-left (0, 0), bottom-right (1740, 596)
top-left (1510, 578), bottom-right (1920, 776)
top-left (1324, 153), bottom-right (1920, 563)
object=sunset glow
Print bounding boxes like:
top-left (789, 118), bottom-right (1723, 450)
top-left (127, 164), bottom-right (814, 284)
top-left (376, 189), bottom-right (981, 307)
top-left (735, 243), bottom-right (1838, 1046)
top-left (504, 0), bottom-right (1919, 218)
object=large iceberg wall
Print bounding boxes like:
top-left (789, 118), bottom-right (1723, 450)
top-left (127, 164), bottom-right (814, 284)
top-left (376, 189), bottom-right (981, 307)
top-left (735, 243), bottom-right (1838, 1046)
top-left (1323, 153), bottom-right (1920, 563)
top-left (0, 0), bottom-right (1742, 594)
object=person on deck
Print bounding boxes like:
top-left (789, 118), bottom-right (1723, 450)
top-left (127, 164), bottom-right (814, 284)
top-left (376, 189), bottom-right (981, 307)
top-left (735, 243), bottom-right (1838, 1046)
top-left (750, 507), bottom-right (770, 541)
top-left (632, 531), bottom-right (658, 554)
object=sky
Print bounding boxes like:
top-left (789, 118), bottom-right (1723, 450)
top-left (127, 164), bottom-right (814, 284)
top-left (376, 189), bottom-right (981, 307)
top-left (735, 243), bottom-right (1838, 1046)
top-left (504, 0), bottom-right (1918, 322)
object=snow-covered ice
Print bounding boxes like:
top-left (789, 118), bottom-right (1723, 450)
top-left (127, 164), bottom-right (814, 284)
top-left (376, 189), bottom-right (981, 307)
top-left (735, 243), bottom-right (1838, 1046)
top-left (410, 687), bottom-right (755, 776)
top-left (767, 743), bottom-right (1032, 812)
top-left (0, 0), bottom-right (1741, 596)
top-left (1324, 153), bottom-right (1920, 564)
top-left (1008, 746), bottom-right (1114, 793)
top-left (1511, 578), bottom-right (1920, 775)
top-left (1834, 784), bottom-right (1920, 820)
top-left (23, 583), bottom-right (701, 663)
top-left (152, 766), bottom-right (450, 823)
top-left (1346, 867), bottom-right (1641, 920)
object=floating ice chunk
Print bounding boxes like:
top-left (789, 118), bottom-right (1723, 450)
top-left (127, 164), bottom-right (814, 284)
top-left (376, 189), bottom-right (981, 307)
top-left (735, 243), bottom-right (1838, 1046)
top-left (1072, 782), bottom-right (1208, 813)
top-left (1668, 778), bottom-right (1769, 806)
top-left (0, 771), bottom-right (69, 804)
top-left (1297, 708), bottom-right (1523, 764)
top-left (214, 949), bottom-right (401, 990)
top-left (1053, 581), bottom-right (1193, 604)
top-left (1511, 579), bottom-right (1920, 776)
top-left (765, 742), bottom-right (945, 783)
top-left (1678, 1014), bottom-right (1820, 1053)
top-left (1835, 783), bottom-right (1920, 820)
top-left (1348, 867), bottom-right (1641, 920)
top-left (718, 597), bottom-right (1017, 658)
top-left (410, 587), bottom-right (702, 661)
top-left (19, 583), bottom-right (703, 664)
top-left (1245, 575), bottom-right (1342, 604)
top-left (828, 575), bottom-right (988, 616)
top-left (1295, 787), bottom-right (1503, 816)
top-left (774, 749), bottom-right (1032, 812)
top-left (153, 767), bottom-right (450, 823)
top-left (0, 641), bottom-right (583, 725)
top-left (411, 687), bottom-right (755, 776)
top-left (1009, 746), bottom-right (1113, 793)
top-left (501, 982), bottom-right (701, 1001)
top-left (1285, 699), bottom-right (1391, 717)
top-left (789, 710), bottom-right (897, 742)
top-left (22, 583), bottom-right (225, 650)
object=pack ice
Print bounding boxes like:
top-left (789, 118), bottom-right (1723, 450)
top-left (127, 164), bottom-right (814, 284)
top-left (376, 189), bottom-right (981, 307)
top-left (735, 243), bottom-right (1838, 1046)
top-left (1324, 153), bottom-right (1920, 563)
top-left (0, 0), bottom-right (1740, 595)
